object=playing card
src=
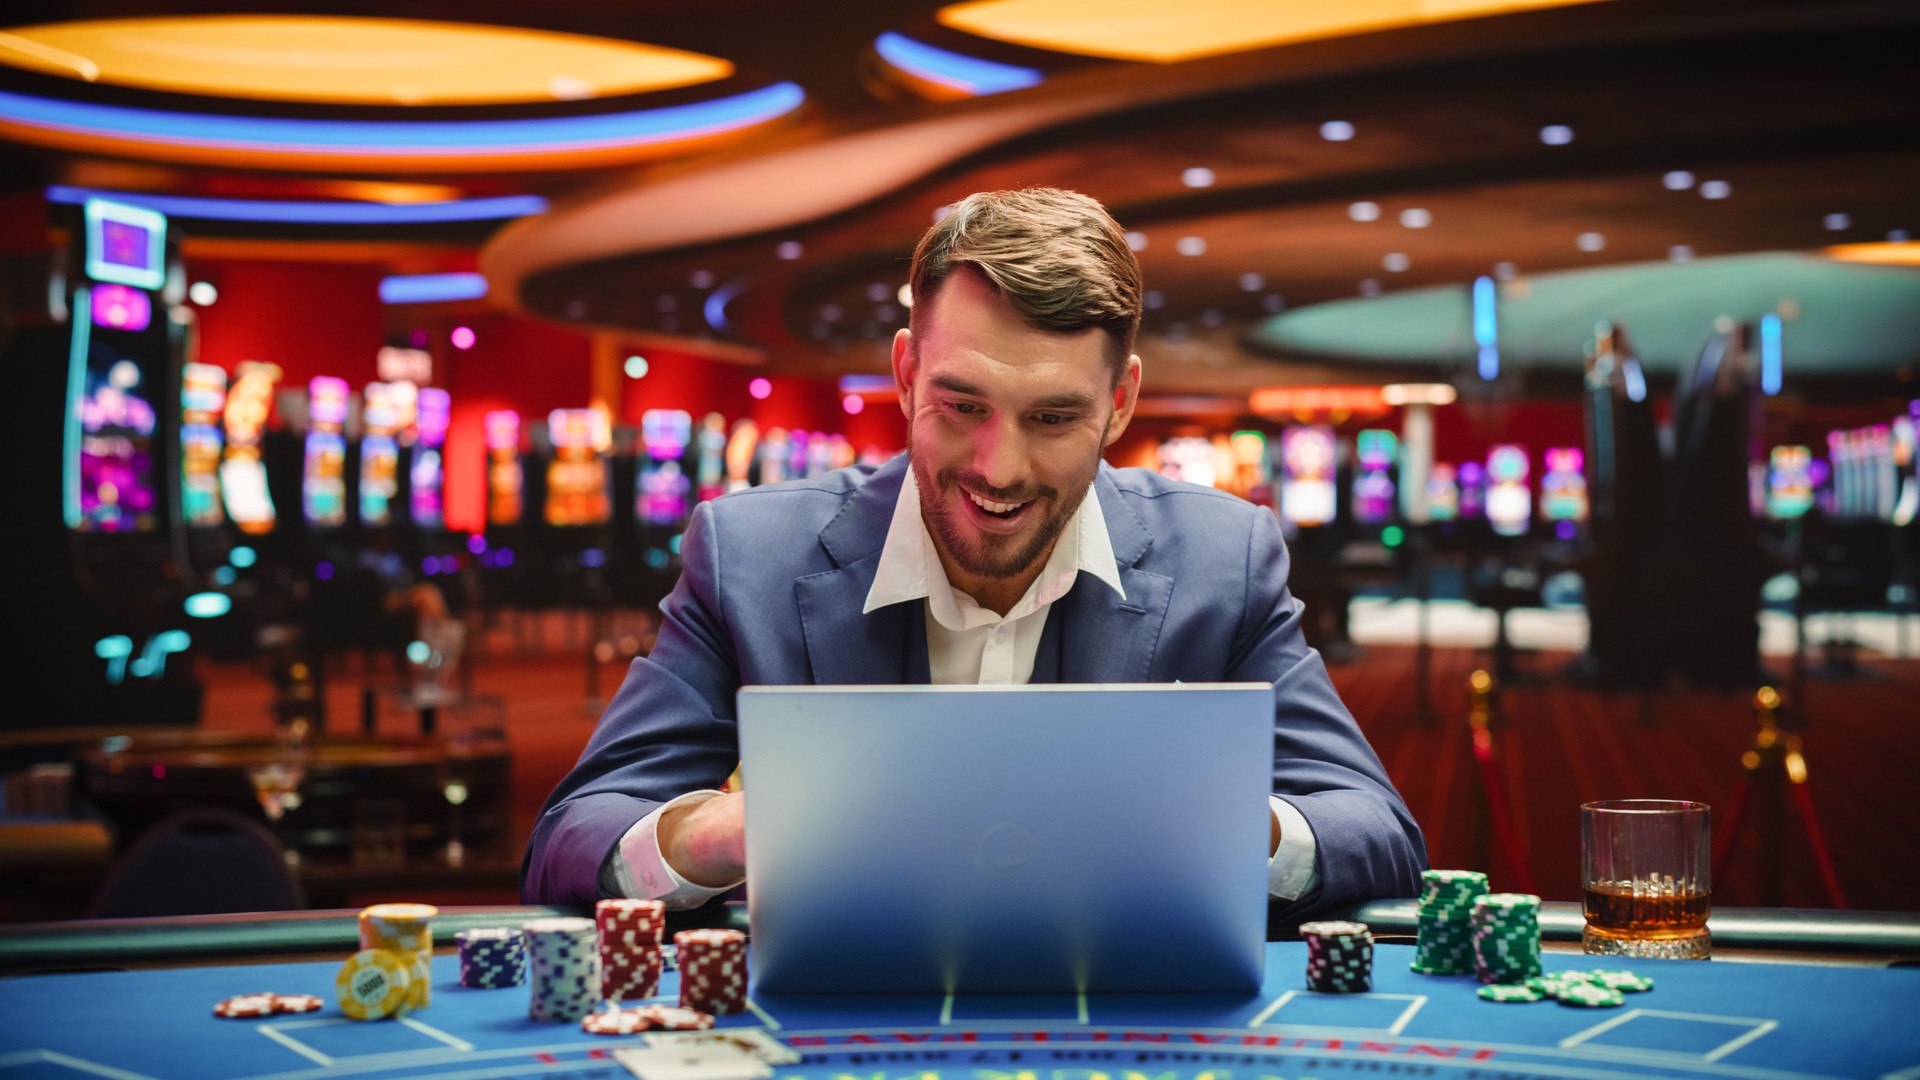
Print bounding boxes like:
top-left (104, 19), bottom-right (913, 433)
top-left (646, 1029), bottom-right (803, 1065)
top-left (614, 1041), bottom-right (774, 1080)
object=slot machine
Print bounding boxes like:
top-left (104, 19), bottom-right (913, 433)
top-left (1426, 463), bottom-right (1460, 522)
top-left (1457, 461), bottom-right (1488, 522)
top-left (178, 362), bottom-right (231, 576)
top-left (806, 431), bottom-right (836, 478)
top-left (1157, 437), bottom-right (1217, 487)
top-left (359, 382), bottom-right (405, 528)
top-left (302, 376), bottom-right (350, 529)
top-left (1350, 429), bottom-right (1399, 530)
top-left (693, 413), bottom-right (728, 502)
top-left (757, 427), bottom-right (791, 486)
top-left (220, 361), bottom-right (280, 538)
top-left (546, 408), bottom-right (613, 527)
top-left (1485, 445), bottom-right (1532, 538)
top-left (1229, 431), bottom-right (1271, 504)
top-left (1765, 446), bottom-right (1815, 521)
top-left (636, 409), bottom-right (693, 531)
top-left (1277, 425), bottom-right (1337, 534)
top-left (1540, 446), bottom-right (1589, 538)
top-left (484, 410), bottom-right (524, 538)
top-left (725, 419), bottom-right (759, 492)
top-left (1894, 410), bottom-right (1917, 529)
top-left (410, 388), bottom-right (450, 533)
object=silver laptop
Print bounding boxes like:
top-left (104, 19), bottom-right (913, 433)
top-left (738, 684), bottom-right (1273, 994)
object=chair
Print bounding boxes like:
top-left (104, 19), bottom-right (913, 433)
top-left (88, 809), bottom-right (305, 918)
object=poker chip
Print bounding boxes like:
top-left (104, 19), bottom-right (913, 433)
top-left (1411, 869), bottom-right (1488, 976)
top-left (1477, 983), bottom-right (1546, 1003)
top-left (582, 1007), bottom-right (655, 1035)
top-left (1470, 893), bottom-right (1542, 985)
top-left (598, 899), bottom-right (666, 1003)
top-left (457, 928), bottom-right (528, 990)
top-left (1586, 968), bottom-right (1655, 992)
top-left (213, 993), bottom-right (278, 1019)
top-left (527, 916), bottom-right (602, 1023)
top-left (359, 903), bottom-right (437, 1011)
top-left (1557, 983), bottom-right (1628, 1008)
top-left (638, 1005), bottom-right (715, 1030)
top-left (674, 929), bottom-right (748, 1016)
top-left (271, 994), bottom-right (325, 1014)
top-left (336, 949), bottom-right (414, 1021)
top-left (1300, 920), bottom-right (1373, 994)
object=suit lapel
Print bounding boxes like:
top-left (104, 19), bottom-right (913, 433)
top-left (796, 456), bottom-right (928, 684)
top-left (1057, 467), bottom-right (1172, 683)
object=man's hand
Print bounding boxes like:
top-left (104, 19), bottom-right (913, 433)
top-left (659, 791), bottom-right (746, 887)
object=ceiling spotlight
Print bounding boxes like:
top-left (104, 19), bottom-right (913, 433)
top-left (1699, 180), bottom-right (1731, 200)
top-left (749, 377), bottom-right (772, 400)
top-left (866, 282), bottom-right (890, 302)
top-left (1663, 170), bottom-right (1695, 191)
top-left (1349, 201), bottom-right (1382, 223)
top-left (1182, 167), bottom-right (1216, 188)
top-left (1145, 290), bottom-right (1165, 310)
top-left (775, 241), bottom-right (803, 260)
top-left (1383, 252), bottom-right (1410, 272)
top-left (842, 394), bottom-right (864, 415)
top-left (689, 269), bottom-right (714, 288)
top-left (1399, 208), bottom-right (1432, 229)
top-left (1320, 120), bottom-right (1355, 142)
top-left (1239, 272), bottom-right (1265, 292)
top-left (187, 281), bottom-right (217, 306)
top-left (1493, 261), bottom-right (1518, 281)
top-left (1125, 231), bottom-right (1148, 251)
top-left (1176, 236), bottom-right (1207, 256)
top-left (1823, 213), bottom-right (1852, 231)
top-left (897, 283), bottom-right (914, 307)
top-left (1359, 279), bottom-right (1383, 297)
top-left (1669, 244), bottom-right (1695, 263)
top-left (1576, 232), bottom-right (1606, 252)
top-left (450, 325), bottom-right (476, 349)
top-left (624, 355), bottom-right (649, 379)
top-left (1539, 124), bottom-right (1574, 146)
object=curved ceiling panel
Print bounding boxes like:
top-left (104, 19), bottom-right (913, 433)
top-left (0, 16), bottom-right (731, 106)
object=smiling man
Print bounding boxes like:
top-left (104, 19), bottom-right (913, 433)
top-left (523, 188), bottom-right (1426, 916)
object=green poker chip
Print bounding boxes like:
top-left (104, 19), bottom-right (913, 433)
top-left (1584, 969), bottom-right (1655, 992)
top-left (1557, 983), bottom-right (1627, 1008)
top-left (1478, 983), bottom-right (1546, 1003)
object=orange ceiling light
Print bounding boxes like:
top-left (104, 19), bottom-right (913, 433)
top-left (937, 0), bottom-right (1611, 64)
top-left (1249, 385), bottom-right (1392, 419)
top-left (0, 16), bottom-right (731, 106)
top-left (1825, 242), bottom-right (1920, 267)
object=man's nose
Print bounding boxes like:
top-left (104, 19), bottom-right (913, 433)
top-left (973, 416), bottom-right (1028, 492)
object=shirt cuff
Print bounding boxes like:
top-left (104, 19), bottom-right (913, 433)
top-left (606, 790), bottom-right (741, 910)
top-left (1267, 794), bottom-right (1320, 901)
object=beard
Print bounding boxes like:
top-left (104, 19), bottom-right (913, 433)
top-left (909, 439), bottom-right (1098, 582)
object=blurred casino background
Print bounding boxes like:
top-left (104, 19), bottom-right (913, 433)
top-left (1, 0), bottom-right (1915, 921)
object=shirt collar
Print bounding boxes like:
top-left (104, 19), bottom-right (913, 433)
top-left (863, 464), bottom-right (1125, 623)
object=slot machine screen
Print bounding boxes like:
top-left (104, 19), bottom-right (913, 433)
top-left (1351, 429), bottom-right (1398, 525)
top-left (411, 388), bottom-right (451, 529)
top-left (83, 198), bottom-right (166, 291)
top-left (546, 408), bottom-right (612, 526)
top-left (1765, 446), bottom-right (1814, 521)
top-left (303, 376), bottom-right (349, 527)
top-left (1157, 437), bottom-right (1217, 488)
top-left (1894, 414), bottom-right (1917, 528)
top-left (1427, 463), bottom-right (1460, 521)
top-left (1540, 446), bottom-right (1589, 524)
top-left (724, 419), bottom-right (758, 493)
top-left (360, 382), bottom-right (401, 527)
top-left (220, 362), bottom-right (279, 534)
top-left (694, 413), bottom-right (728, 503)
top-left (1485, 444), bottom-right (1531, 537)
top-left (1278, 425), bottom-right (1337, 529)
top-left (69, 334), bottom-right (160, 533)
top-left (180, 363), bottom-right (226, 527)
top-left (637, 409), bottom-right (693, 526)
top-left (485, 410), bottom-right (523, 526)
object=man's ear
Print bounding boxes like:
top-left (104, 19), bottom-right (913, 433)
top-left (891, 328), bottom-right (915, 418)
top-left (1104, 354), bottom-right (1143, 447)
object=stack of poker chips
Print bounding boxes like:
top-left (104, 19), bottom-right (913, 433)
top-left (1479, 967), bottom-right (1653, 1006)
top-left (335, 948), bottom-right (416, 1021)
top-left (526, 917), bottom-right (602, 1023)
top-left (456, 928), bottom-right (528, 989)
top-left (1299, 920), bottom-right (1374, 993)
top-left (674, 928), bottom-right (748, 1015)
top-left (597, 899), bottom-right (667, 1002)
top-left (1412, 869), bottom-right (1488, 975)
top-left (1471, 893), bottom-right (1544, 985)
top-left (358, 903), bottom-right (438, 1011)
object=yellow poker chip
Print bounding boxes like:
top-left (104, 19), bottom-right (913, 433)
top-left (336, 949), bottom-right (414, 1021)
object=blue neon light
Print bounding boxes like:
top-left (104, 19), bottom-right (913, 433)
top-left (49, 185), bottom-right (545, 225)
top-left (704, 278), bottom-right (748, 333)
top-left (380, 272), bottom-right (489, 305)
top-left (874, 32), bottom-right (1044, 96)
top-left (1760, 313), bottom-right (1783, 396)
top-left (838, 375), bottom-right (896, 394)
top-left (1472, 275), bottom-right (1499, 381)
top-left (229, 545), bottom-right (257, 568)
top-left (0, 82), bottom-right (805, 155)
top-left (184, 592), bottom-right (232, 618)
top-left (1623, 358), bottom-right (1647, 403)
top-left (62, 287), bottom-right (91, 529)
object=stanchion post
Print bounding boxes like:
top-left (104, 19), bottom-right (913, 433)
top-left (1747, 687), bottom-right (1788, 906)
top-left (1468, 669), bottom-right (1494, 872)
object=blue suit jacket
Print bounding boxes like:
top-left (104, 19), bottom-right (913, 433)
top-left (523, 456), bottom-right (1426, 912)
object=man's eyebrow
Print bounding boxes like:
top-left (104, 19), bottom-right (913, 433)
top-left (1031, 391), bottom-right (1096, 411)
top-left (929, 375), bottom-right (984, 397)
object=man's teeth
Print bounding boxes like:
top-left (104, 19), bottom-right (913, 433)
top-left (969, 491), bottom-right (1026, 515)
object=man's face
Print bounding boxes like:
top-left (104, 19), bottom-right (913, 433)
top-left (892, 270), bottom-right (1140, 589)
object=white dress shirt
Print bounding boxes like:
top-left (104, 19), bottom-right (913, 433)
top-left (606, 470), bottom-right (1320, 906)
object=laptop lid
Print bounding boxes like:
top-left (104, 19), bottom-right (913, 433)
top-left (739, 683), bottom-right (1273, 994)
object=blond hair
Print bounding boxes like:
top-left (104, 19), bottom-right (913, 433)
top-left (909, 188), bottom-right (1142, 381)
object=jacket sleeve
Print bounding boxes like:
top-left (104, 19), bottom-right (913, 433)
top-left (520, 501), bottom-right (743, 906)
top-left (1227, 506), bottom-right (1428, 917)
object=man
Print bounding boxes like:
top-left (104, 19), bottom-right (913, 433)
top-left (523, 188), bottom-right (1426, 914)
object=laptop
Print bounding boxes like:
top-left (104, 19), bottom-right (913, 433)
top-left (738, 683), bottom-right (1274, 994)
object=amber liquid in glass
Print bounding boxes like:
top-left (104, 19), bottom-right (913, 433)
top-left (1583, 880), bottom-right (1710, 939)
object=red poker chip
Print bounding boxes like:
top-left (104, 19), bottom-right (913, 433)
top-left (582, 1008), bottom-right (654, 1035)
top-left (641, 1005), bottom-right (714, 1030)
top-left (273, 994), bottom-right (326, 1014)
top-left (214, 993), bottom-right (279, 1019)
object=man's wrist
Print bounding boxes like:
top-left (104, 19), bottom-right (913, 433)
top-left (659, 793), bottom-right (740, 887)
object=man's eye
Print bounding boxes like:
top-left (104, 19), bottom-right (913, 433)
top-left (1035, 413), bottom-right (1068, 426)
top-left (950, 402), bottom-right (980, 415)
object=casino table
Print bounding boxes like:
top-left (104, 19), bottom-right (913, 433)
top-left (2, 901), bottom-right (1916, 1080)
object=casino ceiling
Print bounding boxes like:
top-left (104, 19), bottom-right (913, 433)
top-left (3, 0), bottom-right (1917, 399)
